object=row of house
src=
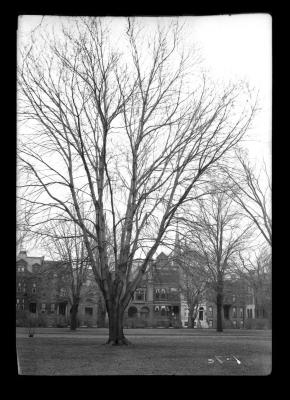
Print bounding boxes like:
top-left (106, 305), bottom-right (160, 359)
top-left (123, 252), bottom-right (270, 329)
top-left (16, 248), bottom-right (271, 329)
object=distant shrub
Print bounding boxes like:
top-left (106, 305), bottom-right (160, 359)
top-left (37, 315), bottom-right (48, 327)
top-left (245, 318), bottom-right (270, 329)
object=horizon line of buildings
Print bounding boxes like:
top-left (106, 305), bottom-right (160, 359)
top-left (16, 248), bottom-right (271, 329)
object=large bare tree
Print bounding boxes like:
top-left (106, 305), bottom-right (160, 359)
top-left (179, 188), bottom-right (253, 332)
top-left (17, 17), bottom-right (257, 344)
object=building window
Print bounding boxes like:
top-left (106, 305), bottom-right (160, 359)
top-left (155, 289), bottom-right (160, 299)
top-left (41, 303), bottom-right (46, 313)
top-left (198, 307), bottom-right (204, 321)
top-left (240, 308), bottom-right (244, 318)
top-left (161, 306), bottom-right (166, 316)
top-left (160, 289), bottom-right (167, 299)
top-left (208, 320), bottom-right (213, 328)
top-left (19, 299), bottom-right (25, 311)
top-left (247, 309), bottom-right (253, 319)
top-left (233, 295), bottom-right (236, 303)
top-left (17, 283), bottom-right (21, 292)
top-left (135, 288), bottom-right (146, 301)
top-left (85, 307), bottom-right (93, 316)
top-left (240, 320), bottom-right (244, 328)
top-left (233, 320), bottom-right (237, 328)
top-left (232, 307), bottom-right (237, 318)
top-left (154, 306), bottom-right (160, 312)
top-left (32, 283), bottom-right (37, 293)
top-left (208, 306), bottom-right (213, 317)
top-left (17, 266), bottom-right (25, 273)
top-left (50, 303), bottom-right (55, 313)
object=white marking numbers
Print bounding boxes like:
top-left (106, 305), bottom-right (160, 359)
top-left (208, 355), bottom-right (242, 365)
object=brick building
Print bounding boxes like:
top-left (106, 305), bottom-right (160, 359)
top-left (124, 253), bottom-right (182, 328)
top-left (16, 250), bottom-right (106, 327)
top-left (123, 252), bottom-right (271, 329)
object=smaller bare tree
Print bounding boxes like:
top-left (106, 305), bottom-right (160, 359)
top-left (179, 187), bottom-right (253, 332)
top-left (41, 220), bottom-right (94, 330)
top-left (175, 243), bottom-right (209, 328)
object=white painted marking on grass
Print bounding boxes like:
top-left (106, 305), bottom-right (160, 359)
top-left (232, 355), bottom-right (241, 365)
top-left (215, 356), bottom-right (224, 364)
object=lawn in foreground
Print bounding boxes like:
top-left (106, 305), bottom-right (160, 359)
top-left (16, 331), bottom-right (271, 375)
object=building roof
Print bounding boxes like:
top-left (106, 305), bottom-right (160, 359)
top-left (17, 251), bottom-right (44, 272)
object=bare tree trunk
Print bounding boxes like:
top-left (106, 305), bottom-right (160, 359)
top-left (216, 290), bottom-right (223, 332)
top-left (188, 315), bottom-right (196, 329)
top-left (106, 304), bottom-right (131, 345)
top-left (70, 303), bottom-right (79, 331)
top-left (187, 305), bottom-right (196, 328)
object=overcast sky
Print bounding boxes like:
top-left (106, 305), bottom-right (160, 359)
top-left (18, 14), bottom-right (272, 257)
top-left (18, 14), bottom-right (271, 170)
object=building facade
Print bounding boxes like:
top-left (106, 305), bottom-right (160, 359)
top-left (16, 250), bottom-right (106, 327)
top-left (124, 253), bottom-right (182, 328)
top-left (123, 252), bottom-right (271, 329)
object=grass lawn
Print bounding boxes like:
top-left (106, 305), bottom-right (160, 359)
top-left (16, 328), bottom-right (271, 375)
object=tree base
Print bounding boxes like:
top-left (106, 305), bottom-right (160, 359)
top-left (105, 337), bottom-right (132, 345)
